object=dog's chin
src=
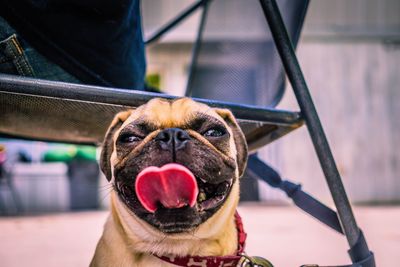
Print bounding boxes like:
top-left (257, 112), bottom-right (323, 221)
top-left (115, 177), bottom-right (235, 234)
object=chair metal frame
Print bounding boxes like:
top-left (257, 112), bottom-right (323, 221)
top-left (260, 1), bottom-right (374, 265)
top-left (146, 2), bottom-right (375, 265)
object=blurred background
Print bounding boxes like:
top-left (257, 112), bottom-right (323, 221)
top-left (0, 0), bottom-right (399, 266)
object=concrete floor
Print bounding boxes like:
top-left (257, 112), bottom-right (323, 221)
top-left (0, 205), bottom-right (398, 267)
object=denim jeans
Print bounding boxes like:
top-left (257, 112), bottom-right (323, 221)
top-left (0, 16), bottom-right (80, 83)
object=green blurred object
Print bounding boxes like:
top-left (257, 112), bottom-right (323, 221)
top-left (75, 145), bottom-right (97, 161)
top-left (43, 146), bottom-right (75, 162)
top-left (43, 145), bottom-right (96, 162)
top-left (145, 73), bottom-right (161, 91)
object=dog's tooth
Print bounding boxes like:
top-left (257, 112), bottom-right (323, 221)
top-left (200, 178), bottom-right (208, 183)
top-left (197, 191), bottom-right (207, 203)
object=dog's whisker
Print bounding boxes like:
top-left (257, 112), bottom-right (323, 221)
top-left (98, 185), bottom-right (113, 192)
top-left (98, 183), bottom-right (113, 188)
top-left (99, 189), bottom-right (113, 204)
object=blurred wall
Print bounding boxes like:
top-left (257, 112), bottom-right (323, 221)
top-left (260, 0), bottom-right (400, 204)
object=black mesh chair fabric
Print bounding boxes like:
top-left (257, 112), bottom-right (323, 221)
top-left (0, 91), bottom-right (124, 144)
top-left (188, 0), bottom-right (308, 107)
top-left (0, 75), bottom-right (302, 150)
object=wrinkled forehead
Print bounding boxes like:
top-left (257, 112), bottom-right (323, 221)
top-left (122, 98), bottom-right (223, 128)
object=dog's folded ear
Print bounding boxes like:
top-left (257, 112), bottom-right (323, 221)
top-left (100, 110), bottom-right (132, 181)
top-left (215, 109), bottom-right (248, 177)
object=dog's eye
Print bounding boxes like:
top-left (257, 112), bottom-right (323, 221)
top-left (119, 134), bottom-right (142, 143)
top-left (203, 127), bottom-right (226, 138)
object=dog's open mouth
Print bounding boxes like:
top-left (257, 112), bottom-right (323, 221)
top-left (116, 163), bottom-right (233, 214)
top-left (134, 163), bottom-right (232, 213)
top-left (114, 163), bottom-right (234, 233)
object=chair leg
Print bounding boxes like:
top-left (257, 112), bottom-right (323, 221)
top-left (7, 176), bottom-right (24, 214)
top-left (259, 0), bottom-right (374, 265)
top-left (0, 188), bottom-right (8, 215)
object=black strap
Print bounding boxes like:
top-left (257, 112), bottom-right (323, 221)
top-left (246, 154), bottom-right (343, 234)
top-left (246, 155), bottom-right (375, 267)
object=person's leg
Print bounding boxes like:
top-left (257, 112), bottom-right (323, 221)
top-left (0, 16), bottom-right (80, 83)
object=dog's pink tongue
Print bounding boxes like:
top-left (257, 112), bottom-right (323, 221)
top-left (135, 163), bottom-right (198, 213)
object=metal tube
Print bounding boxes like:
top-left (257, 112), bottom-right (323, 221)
top-left (0, 73), bottom-right (302, 125)
top-left (185, 0), bottom-right (211, 96)
top-left (258, 0), bottom-right (370, 258)
top-left (145, 0), bottom-right (207, 45)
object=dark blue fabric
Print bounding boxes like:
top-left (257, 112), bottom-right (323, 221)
top-left (0, 16), bottom-right (81, 82)
top-left (0, 0), bottom-right (146, 89)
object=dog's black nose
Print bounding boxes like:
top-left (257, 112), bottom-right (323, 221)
top-left (155, 128), bottom-right (191, 151)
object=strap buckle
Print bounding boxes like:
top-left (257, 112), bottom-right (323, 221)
top-left (237, 253), bottom-right (274, 267)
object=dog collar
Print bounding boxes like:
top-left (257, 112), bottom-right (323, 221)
top-left (154, 211), bottom-right (247, 267)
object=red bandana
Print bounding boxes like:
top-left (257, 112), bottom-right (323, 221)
top-left (154, 211), bottom-right (247, 267)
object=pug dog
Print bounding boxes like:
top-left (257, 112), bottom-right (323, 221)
top-left (90, 97), bottom-right (249, 267)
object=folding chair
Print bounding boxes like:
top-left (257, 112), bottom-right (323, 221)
top-left (0, 0), bottom-right (375, 266)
